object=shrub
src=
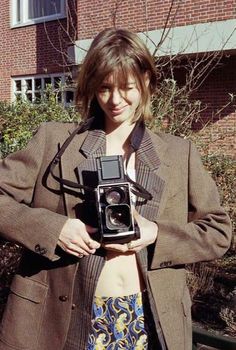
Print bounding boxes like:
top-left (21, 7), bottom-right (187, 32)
top-left (149, 78), bottom-right (203, 137)
top-left (0, 90), bottom-right (81, 157)
top-left (203, 154), bottom-right (236, 248)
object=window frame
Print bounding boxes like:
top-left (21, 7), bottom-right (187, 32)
top-left (11, 0), bottom-right (66, 27)
top-left (12, 73), bottom-right (75, 106)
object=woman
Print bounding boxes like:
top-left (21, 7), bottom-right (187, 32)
top-left (0, 28), bottom-right (232, 350)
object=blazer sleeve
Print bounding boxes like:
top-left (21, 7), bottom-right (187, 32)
top-left (0, 123), bottom-right (67, 261)
top-left (150, 141), bottom-right (232, 269)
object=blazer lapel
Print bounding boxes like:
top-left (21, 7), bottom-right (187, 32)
top-left (79, 128), bottom-right (106, 157)
top-left (60, 128), bottom-right (106, 218)
top-left (135, 129), bottom-right (171, 293)
top-left (135, 129), bottom-right (171, 221)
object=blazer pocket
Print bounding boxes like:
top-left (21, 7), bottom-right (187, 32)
top-left (0, 275), bottom-right (48, 349)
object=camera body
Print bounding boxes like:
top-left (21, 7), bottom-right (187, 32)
top-left (95, 155), bottom-right (138, 243)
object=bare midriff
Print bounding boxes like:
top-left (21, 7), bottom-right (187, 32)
top-left (95, 251), bottom-right (145, 297)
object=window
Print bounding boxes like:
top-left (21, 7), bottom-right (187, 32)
top-left (12, 0), bottom-right (66, 26)
top-left (12, 74), bottom-right (75, 106)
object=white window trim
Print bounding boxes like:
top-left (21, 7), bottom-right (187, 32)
top-left (11, 0), bottom-right (66, 28)
top-left (11, 73), bottom-right (75, 106)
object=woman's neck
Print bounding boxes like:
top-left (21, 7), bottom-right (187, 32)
top-left (105, 120), bottom-right (135, 141)
top-left (105, 121), bottom-right (136, 156)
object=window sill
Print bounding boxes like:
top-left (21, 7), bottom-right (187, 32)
top-left (11, 14), bottom-right (66, 29)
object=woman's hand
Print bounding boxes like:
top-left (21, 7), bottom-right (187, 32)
top-left (102, 210), bottom-right (158, 253)
top-left (58, 218), bottom-right (100, 258)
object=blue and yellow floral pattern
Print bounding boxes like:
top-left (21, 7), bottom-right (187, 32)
top-left (87, 291), bottom-right (157, 350)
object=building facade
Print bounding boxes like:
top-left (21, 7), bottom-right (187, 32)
top-left (0, 0), bottom-right (74, 104)
top-left (0, 0), bottom-right (235, 155)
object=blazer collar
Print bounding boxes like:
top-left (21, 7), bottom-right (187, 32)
top-left (136, 128), bottom-right (170, 171)
top-left (80, 128), bottom-right (106, 157)
top-left (79, 122), bottom-right (170, 169)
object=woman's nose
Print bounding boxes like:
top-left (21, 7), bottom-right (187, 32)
top-left (110, 89), bottom-right (122, 105)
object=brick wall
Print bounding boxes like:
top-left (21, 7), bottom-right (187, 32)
top-left (0, 0), bottom-right (71, 101)
top-left (77, 0), bottom-right (236, 39)
top-left (193, 55), bottom-right (236, 156)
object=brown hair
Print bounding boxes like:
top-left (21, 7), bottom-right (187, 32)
top-left (76, 28), bottom-right (157, 122)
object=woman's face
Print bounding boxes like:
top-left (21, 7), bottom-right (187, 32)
top-left (95, 72), bottom-right (141, 128)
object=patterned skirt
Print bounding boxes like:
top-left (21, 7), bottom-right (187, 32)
top-left (87, 291), bottom-right (160, 350)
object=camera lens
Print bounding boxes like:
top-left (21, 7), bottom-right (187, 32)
top-left (105, 204), bottom-right (131, 229)
top-left (105, 187), bottom-right (124, 204)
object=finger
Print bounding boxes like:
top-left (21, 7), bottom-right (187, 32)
top-left (66, 249), bottom-right (87, 258)
top-left (58, 240), bottom-right (90, 257)
top-left (62, 235), bottom-right (99, 255)
top-left (78, 239), bottom-right (97, 254)
top-left (102, 243), bottom-right (129, 253)
top-left (84, 226), bottom-right (100, 249)
top-left (127, 238), bottom-right (142, 248)
top-left (86, 238), bottom-right (101, 250)
top-left (128, 244), bottom-right (144, 252)
top-left (58, 234), bottom-right (93, 254)
top-left (126, 240), bottom-right (144, 252)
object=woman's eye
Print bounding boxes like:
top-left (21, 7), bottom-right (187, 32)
top-left (122, 85), bottom-right (134, 91)
top-left (99, 87), bottom-right (109, 93)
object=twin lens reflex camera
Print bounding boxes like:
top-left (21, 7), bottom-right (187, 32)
top-left (95, 155), bottom-right (138, 243)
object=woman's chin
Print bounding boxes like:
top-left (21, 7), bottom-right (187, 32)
top-left (106, 113), bottom-right (134, 126)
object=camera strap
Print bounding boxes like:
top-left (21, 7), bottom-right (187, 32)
top-left (127, 173), bottom-right (152, 200)
top-left (49, 117), bottom-right (95, 192)
top-left (49, 117), bottom-right (152, 200)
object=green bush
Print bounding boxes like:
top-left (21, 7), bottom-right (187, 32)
top-left (203, 154), bottom-right (235, 239)
top-left (150, 78), bottom-right (203, 137)
top-left (0, 90), bottom-right (81, 157)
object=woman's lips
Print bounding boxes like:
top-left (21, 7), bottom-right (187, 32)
top-left (109, 105), bottom-right (127, 115)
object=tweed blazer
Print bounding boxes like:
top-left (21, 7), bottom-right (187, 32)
top-left (0, 121), bottom-right (232, 350)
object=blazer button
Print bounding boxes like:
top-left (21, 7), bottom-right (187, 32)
top-left (59, 295), bottom-right (68, 302)
top-left (34, 244), bottom-right (41, 253)
top-left (34, 244), bottom-right (47, 255)
top-left (72, 303), bottom-right (76, 310)
top-left (160, 261), bottom-right (172, 267)
top-left (39, 247), bottom-right (47, 255)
